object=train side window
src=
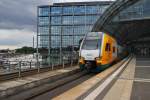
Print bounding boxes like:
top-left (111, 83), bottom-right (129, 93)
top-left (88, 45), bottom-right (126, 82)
top-left (105, 43), bottom-right (111, 51)
top-left (113, 47), bottom-right (116, 53)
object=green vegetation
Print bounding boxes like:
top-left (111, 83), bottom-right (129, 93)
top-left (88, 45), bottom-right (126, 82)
top-left (15, 46), bottom-right (36, 54)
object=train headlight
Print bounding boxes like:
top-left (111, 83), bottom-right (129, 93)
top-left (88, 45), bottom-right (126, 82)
top-left (95, 57), bottom-right (102, 61)
top-left (95, 57), bottom-right (101, 65)
top-left (79, 57), bottom-right (85, 64)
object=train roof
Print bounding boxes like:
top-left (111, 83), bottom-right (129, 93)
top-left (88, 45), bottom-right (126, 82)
top-left (85, 32), bottom-right (103, 39)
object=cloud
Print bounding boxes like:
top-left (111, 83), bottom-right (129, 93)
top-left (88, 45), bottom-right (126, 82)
top-left (0, 29), bottom-right (35, 46)
top-left (0, 0), bottom-right (51, 49)
top-left (0, 0), bottom-right (51, 31)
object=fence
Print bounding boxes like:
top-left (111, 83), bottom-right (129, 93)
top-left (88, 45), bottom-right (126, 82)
top-left (0, 53), bottom-right (79, 77)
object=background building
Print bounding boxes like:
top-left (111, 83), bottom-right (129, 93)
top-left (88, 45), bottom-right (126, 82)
top-left (37, 1), bottom-right (113, 65)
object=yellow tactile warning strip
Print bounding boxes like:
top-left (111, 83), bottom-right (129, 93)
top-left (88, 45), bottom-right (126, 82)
top-left (102, 58), bottom-right (136, 100)
top-left (53, 59), bottom-right (127, 100)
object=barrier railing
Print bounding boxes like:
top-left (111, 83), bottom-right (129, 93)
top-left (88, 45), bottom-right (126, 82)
top-left (0, 55), bottom-right (79, 78)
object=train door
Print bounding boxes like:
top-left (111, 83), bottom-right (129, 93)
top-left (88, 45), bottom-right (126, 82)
top-left (112, 42), bottom-right (117, 61)
top-left (105, 40), bottom-right (111, 64)
top-left (102, 34), bottom-right (113, 65)
top-left (102, 35), bottom-right (109, 65)
top-left (109, 40), bottom-right (113, 63)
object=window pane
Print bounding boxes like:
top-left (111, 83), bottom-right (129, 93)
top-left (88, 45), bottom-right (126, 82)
top-left (62, 26), bottom-right (73, 35)
top-left (51, 36), bottom-right (61, 48)
top-left (51, 7), bottom-right (62, 15)
top-left (51, 26), bottom-right (61, 35)
top-left (39, 7), bottom-right (49, 16)
top-left (86, 16), bottom-right (99, 24)
top-left (73, 25), bottom-right (93, 36)
top-left (63, 6), bottom-right (73, 14)
top-left (85, 25), bottom-right (93, 32)
top-left (105, 43), bottom-right (111, 51)
top-left (62, 36), bottom-right (73, 47)
top-left (100, 5), bottom-right (109, 14)
top-left (74, 6), bottom-right (85, 14)
top-left (74, 26), bottom-right (86, 35)
top-left (86, 6), bottom-right (99, 14)
top-left (39, 26), bottom-right (49, 35)
top-left (62, 16), bottom-right (73, 24)
top-left (74, 36), bottom-right (84, 46)
top-left (82, 39), bottom-right (100, 50)
top-left (39, 17), bottom-right (49, 25)
top-left (74, 16), bottom-right (85, 24)
top-left (51, 17), bottom-right (61, 25)
top-left (40, 36), bottom-right (49, 48)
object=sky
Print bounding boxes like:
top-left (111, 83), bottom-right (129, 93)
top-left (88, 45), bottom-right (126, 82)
top-left (0, 0), bottom-right (52, 49)
top-left (0, 0), bottom-right (114, 50)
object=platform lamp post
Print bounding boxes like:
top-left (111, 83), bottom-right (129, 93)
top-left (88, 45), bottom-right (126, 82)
top-left (37, 7), bottom-right (40, 73)
top-left (33, 36), bottom-right (35, 58)
top-left (36, 34), bottom-right (40, 73)
top-left (48, 7), bottom-right (51, 67)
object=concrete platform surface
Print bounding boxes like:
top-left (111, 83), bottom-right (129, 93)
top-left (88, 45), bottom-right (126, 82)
top-left (103, 58), bottom-right (136, 100)
top-left (103, 56), bottom-right (150, 100)
top-left (131, 57), bottom-right (150, 100)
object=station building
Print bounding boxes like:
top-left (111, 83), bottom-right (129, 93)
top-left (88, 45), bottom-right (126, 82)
top-left (37, 1), bottom-right (113, 65)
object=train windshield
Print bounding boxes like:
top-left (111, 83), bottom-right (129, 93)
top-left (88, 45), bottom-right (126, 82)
top-left (82, 39), bottom-right (101, 50)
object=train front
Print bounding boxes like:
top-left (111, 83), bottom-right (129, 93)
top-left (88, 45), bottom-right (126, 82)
top-left (79, 32), bottom-right (103, 72)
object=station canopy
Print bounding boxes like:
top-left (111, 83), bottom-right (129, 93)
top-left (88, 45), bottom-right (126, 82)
top-left (92, 0), bottom-right (150, 45)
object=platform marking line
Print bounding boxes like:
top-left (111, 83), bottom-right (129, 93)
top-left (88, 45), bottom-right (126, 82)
top-left (136, 60), bottom-right (150, 62)
top-left (83, 58), bottom-right (130, 100)
top-left (136, 66), bottom-right (150, 68)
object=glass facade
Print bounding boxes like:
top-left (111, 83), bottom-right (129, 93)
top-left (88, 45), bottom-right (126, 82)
top-left (113, 0), bottom-right (150, 21)
top-left (38, 1), bottom-right (112, 65)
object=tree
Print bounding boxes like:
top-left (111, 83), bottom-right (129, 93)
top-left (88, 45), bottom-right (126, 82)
top-left (15, 46), bottom-right (36, 54)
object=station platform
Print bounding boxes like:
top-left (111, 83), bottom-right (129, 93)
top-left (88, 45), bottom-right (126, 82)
top-left (52, 56), bottom-right (150, 100)
top-left (103, 56), bottom-right (150, 100)
top-left (0, 66), bottom-right (78, 99)
top-left (102, 57), bottom-right (135, 100)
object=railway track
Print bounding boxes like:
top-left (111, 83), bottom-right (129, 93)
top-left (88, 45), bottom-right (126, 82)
top-left (5, 70), bottom-right (90, 100)
top-left (0, 64), bottom-right (77, 82)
